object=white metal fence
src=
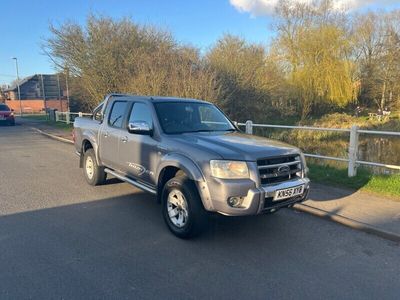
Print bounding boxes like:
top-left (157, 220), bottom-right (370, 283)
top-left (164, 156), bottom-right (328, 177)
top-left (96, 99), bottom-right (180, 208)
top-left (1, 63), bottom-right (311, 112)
top-left (55, 111), bottom-right (92, 124)
top-left (237, 120), bottom-right (400, 177)
top-left (52, 112), bottom-right (400, 177)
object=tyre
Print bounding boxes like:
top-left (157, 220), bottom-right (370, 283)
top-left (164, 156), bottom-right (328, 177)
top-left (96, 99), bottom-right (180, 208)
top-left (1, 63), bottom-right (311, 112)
top-left (83, 148), bottom-right (106, 186)
top-left (162, 174), bottom-right (208, 239)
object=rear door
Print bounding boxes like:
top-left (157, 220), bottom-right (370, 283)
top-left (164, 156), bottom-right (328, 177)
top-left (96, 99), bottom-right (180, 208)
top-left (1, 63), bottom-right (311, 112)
top-left (98, 100), bottom-right (129, 170)
top-left (118, 101), bottom-right (159, 186)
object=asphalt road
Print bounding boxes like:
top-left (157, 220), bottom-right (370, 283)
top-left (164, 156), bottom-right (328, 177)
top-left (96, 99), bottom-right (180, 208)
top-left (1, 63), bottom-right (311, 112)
top-left (0, 123), bottom-right (399, 299)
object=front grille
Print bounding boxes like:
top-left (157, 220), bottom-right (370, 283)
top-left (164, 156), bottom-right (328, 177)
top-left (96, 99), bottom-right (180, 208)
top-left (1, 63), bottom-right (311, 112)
top-left (257, 155), bottom-right (302, 185)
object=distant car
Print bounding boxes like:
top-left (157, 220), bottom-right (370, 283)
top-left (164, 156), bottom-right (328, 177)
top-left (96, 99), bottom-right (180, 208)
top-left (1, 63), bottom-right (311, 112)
top-left (0, 104), bottom-right (15, 126)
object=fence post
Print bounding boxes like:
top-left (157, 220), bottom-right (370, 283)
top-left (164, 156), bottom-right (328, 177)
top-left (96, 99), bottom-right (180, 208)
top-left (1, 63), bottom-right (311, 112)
top-left (348, 125), bottom-right (359, 177)
top-left (245, 120), bottom-right (253, 134)
top-left (55, 111), bottom-right (59, 122)
top-left (78, 112), bottom-right (83, 118)
top-left (66, 112), bottom-right (71, 125)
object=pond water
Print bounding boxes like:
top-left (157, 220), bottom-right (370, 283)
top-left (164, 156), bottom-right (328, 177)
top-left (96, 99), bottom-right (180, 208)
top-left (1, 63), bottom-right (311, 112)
top-left (253, 128), bottom-right (400, 174)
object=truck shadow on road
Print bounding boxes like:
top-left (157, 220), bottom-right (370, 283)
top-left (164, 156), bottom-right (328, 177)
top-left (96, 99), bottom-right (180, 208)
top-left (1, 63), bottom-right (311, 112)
top-left (1, 192), bottom-right (399, 299)
top-left (0, 190), bottom-right (395, 244)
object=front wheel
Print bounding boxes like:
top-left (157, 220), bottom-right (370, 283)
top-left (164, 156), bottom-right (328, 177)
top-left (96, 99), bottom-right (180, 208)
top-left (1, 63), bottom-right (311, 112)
top-left (162, 175), bottom-right (208, 239)
top-left (83, 149), bottom-right (106, 186)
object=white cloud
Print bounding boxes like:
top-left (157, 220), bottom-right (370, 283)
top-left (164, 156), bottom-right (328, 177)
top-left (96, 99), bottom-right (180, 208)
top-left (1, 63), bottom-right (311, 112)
top-left (229, 0), bottom-right (393, 16)
top-left (229, 0), bottom-right (281, 16)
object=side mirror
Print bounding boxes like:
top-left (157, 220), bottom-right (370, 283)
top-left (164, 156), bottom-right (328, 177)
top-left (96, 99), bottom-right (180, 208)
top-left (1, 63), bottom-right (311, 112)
top-left (94, 112), bottom-right (103, 122)
top-left (128, 121), bottom-right (152, 135)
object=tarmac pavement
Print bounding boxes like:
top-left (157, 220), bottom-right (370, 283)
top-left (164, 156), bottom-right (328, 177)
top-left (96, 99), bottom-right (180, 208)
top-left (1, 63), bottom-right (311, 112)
top-left (0, 122), bottom-right (399, 299)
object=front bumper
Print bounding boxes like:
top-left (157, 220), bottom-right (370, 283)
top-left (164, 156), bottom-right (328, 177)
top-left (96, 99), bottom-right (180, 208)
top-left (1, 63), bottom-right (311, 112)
top-left (0, 117), bottom-right (14, 124)
top-left (211, 178), bottom-right (310, 216)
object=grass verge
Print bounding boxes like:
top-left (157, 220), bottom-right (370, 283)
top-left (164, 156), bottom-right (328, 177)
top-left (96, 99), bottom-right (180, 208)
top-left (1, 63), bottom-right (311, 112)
top-left (308, 163), bottom-right (400, 199)
top-left (20, 114), bottom-right (48, 121)
top-left (46, 121), bottom-right (73, 131)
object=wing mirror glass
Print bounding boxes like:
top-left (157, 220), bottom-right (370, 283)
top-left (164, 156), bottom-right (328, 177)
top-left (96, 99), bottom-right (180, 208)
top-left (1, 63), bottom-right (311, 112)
top-left (94, 112), bottom-right (103, 122)
top-left (128, 121), bottom-right (152, 135)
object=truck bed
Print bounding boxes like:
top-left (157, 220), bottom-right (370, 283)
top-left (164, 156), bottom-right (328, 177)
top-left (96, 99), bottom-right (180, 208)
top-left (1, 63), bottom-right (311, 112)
top-left (73, 117), bottom-right (100, 153)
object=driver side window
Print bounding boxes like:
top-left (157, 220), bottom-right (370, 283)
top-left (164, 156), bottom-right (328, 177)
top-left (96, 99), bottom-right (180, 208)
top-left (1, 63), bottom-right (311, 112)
top-left (108, 101), bottom-right (128, 128)
top-left (128, 103), bottom-right (153, 129)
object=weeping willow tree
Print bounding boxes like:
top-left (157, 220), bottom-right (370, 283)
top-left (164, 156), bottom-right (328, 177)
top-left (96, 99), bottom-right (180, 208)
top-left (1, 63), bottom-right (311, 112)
top-left (275, 0), bottom-right (358, 119)
top-left (291, 25), bottom-right (357, 118)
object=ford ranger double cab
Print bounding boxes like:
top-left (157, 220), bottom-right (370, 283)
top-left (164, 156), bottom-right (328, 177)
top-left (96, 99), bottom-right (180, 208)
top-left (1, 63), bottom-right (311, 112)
top-left (74, 94), bottom-right (310, 238)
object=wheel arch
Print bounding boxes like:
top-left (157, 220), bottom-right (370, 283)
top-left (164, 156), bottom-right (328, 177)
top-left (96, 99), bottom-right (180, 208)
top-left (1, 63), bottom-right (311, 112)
top-left (155, 154), bottom-right (213, 211)
top-left (80, 136), bottom-right (100, 167)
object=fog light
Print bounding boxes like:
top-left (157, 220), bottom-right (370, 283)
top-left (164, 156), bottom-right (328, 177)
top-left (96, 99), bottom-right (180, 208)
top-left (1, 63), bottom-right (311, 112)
top-left (227, 196), bottom-right (245, 208)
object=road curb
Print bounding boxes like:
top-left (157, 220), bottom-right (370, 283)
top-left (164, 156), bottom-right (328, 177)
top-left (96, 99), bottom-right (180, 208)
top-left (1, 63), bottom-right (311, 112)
top-left (294, 203), bottom-right (400, 243)
top-left (31, 127), bottom-right (74, 145)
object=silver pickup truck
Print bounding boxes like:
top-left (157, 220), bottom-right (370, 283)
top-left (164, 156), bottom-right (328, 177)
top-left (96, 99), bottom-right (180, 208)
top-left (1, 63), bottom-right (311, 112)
top-left (74, 94), bottom-right (310, 238)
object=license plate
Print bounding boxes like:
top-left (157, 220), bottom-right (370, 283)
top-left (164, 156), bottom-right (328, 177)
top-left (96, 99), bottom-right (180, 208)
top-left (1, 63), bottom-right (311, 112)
top-left (274, 185), bottom-right (304, 201)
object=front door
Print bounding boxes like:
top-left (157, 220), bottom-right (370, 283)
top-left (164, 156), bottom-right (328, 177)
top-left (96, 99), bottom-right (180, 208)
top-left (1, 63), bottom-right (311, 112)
top-left (119, 102), bottom-right (158, 186)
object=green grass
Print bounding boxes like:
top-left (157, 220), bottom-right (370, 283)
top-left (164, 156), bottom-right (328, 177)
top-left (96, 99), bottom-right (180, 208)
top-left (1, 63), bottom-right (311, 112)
top-left (308, 163), bottom-right (400, 199)
top-left (20, 114), bottom-right (72, 130)
top-left (263, 115), bottom-right (301, 126)
top-left (21, 114), bottom-right (48, 121)
top-left (46, 121), bottom-right (73, 131)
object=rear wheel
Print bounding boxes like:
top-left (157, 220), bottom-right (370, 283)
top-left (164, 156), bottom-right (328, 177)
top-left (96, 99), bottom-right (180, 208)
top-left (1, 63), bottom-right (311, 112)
top-left (162, 174), bottom-right (208, 239)
top-left (83, 148), bottom-right (106, 186)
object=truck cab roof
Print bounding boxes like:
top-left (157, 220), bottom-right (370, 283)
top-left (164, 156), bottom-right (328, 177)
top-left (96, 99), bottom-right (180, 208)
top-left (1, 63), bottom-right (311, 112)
top-left (104, 94), bottom-right (211, 105)
top-left (150, 96), bottom-right (211, 105)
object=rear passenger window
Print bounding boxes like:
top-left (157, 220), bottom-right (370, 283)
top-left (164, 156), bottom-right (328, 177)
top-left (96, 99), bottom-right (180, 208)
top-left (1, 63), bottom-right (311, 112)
top-left (108, 101), bottom-right (127, 128)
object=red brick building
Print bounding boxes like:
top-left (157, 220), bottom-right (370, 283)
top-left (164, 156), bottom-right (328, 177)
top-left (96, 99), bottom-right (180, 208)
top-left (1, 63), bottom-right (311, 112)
top-left (2, 74), bottom-right (69, 112)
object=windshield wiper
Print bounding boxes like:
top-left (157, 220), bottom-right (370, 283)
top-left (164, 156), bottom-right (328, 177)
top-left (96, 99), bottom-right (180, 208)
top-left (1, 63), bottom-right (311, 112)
top-left (188, 128), bottom-right (236, 133)
top-left (190, 129), bottom-right (215, 133)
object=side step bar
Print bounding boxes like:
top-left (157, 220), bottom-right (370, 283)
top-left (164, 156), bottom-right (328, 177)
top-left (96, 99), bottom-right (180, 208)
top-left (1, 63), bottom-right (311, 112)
top-left (104, 168), bottom-right (157, 195)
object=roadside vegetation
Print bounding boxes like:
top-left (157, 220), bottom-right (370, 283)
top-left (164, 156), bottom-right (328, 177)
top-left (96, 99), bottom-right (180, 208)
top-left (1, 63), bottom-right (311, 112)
top-left (46, 121), bottom-right (72, 131)
top-left (41, 0), bottom-right (400, 195)
top-left (263, 112), bottom-right (400, 143)
top-left (20, 114), bottom-right (48, 121)
top-left (43, 0), bottom-right (400, 121)
top-left (20, 113), bottom-right (72, 131)
top-left (309, 163), bottom-right (400, 199)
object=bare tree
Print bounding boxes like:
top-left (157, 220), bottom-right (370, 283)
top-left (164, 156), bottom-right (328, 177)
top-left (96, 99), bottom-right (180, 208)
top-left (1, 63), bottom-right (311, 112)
top-left (43, 15), bottom-right (218, 109)
top-left (353, 11), bottom-right (400, 110)
top-left (206, 35), bottom-right (280, 121)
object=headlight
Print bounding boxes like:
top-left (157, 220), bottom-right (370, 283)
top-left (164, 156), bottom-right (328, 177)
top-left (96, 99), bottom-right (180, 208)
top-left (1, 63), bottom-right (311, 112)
top-left (296, 153), bottom-right (308, 177)
top-left (210, 160), bottom-right (249, 179)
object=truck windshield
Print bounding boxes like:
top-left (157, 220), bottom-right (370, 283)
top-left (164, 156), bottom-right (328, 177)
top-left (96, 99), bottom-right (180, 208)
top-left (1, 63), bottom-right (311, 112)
top-left (154, 102), bottom-right (236, 134)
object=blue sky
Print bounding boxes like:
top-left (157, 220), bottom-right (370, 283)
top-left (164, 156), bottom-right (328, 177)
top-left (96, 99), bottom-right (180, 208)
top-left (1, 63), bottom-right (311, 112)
top-left (0, 0), bottom-right (272, 85)
top-left (1, 0), bottom-right (399, 85)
